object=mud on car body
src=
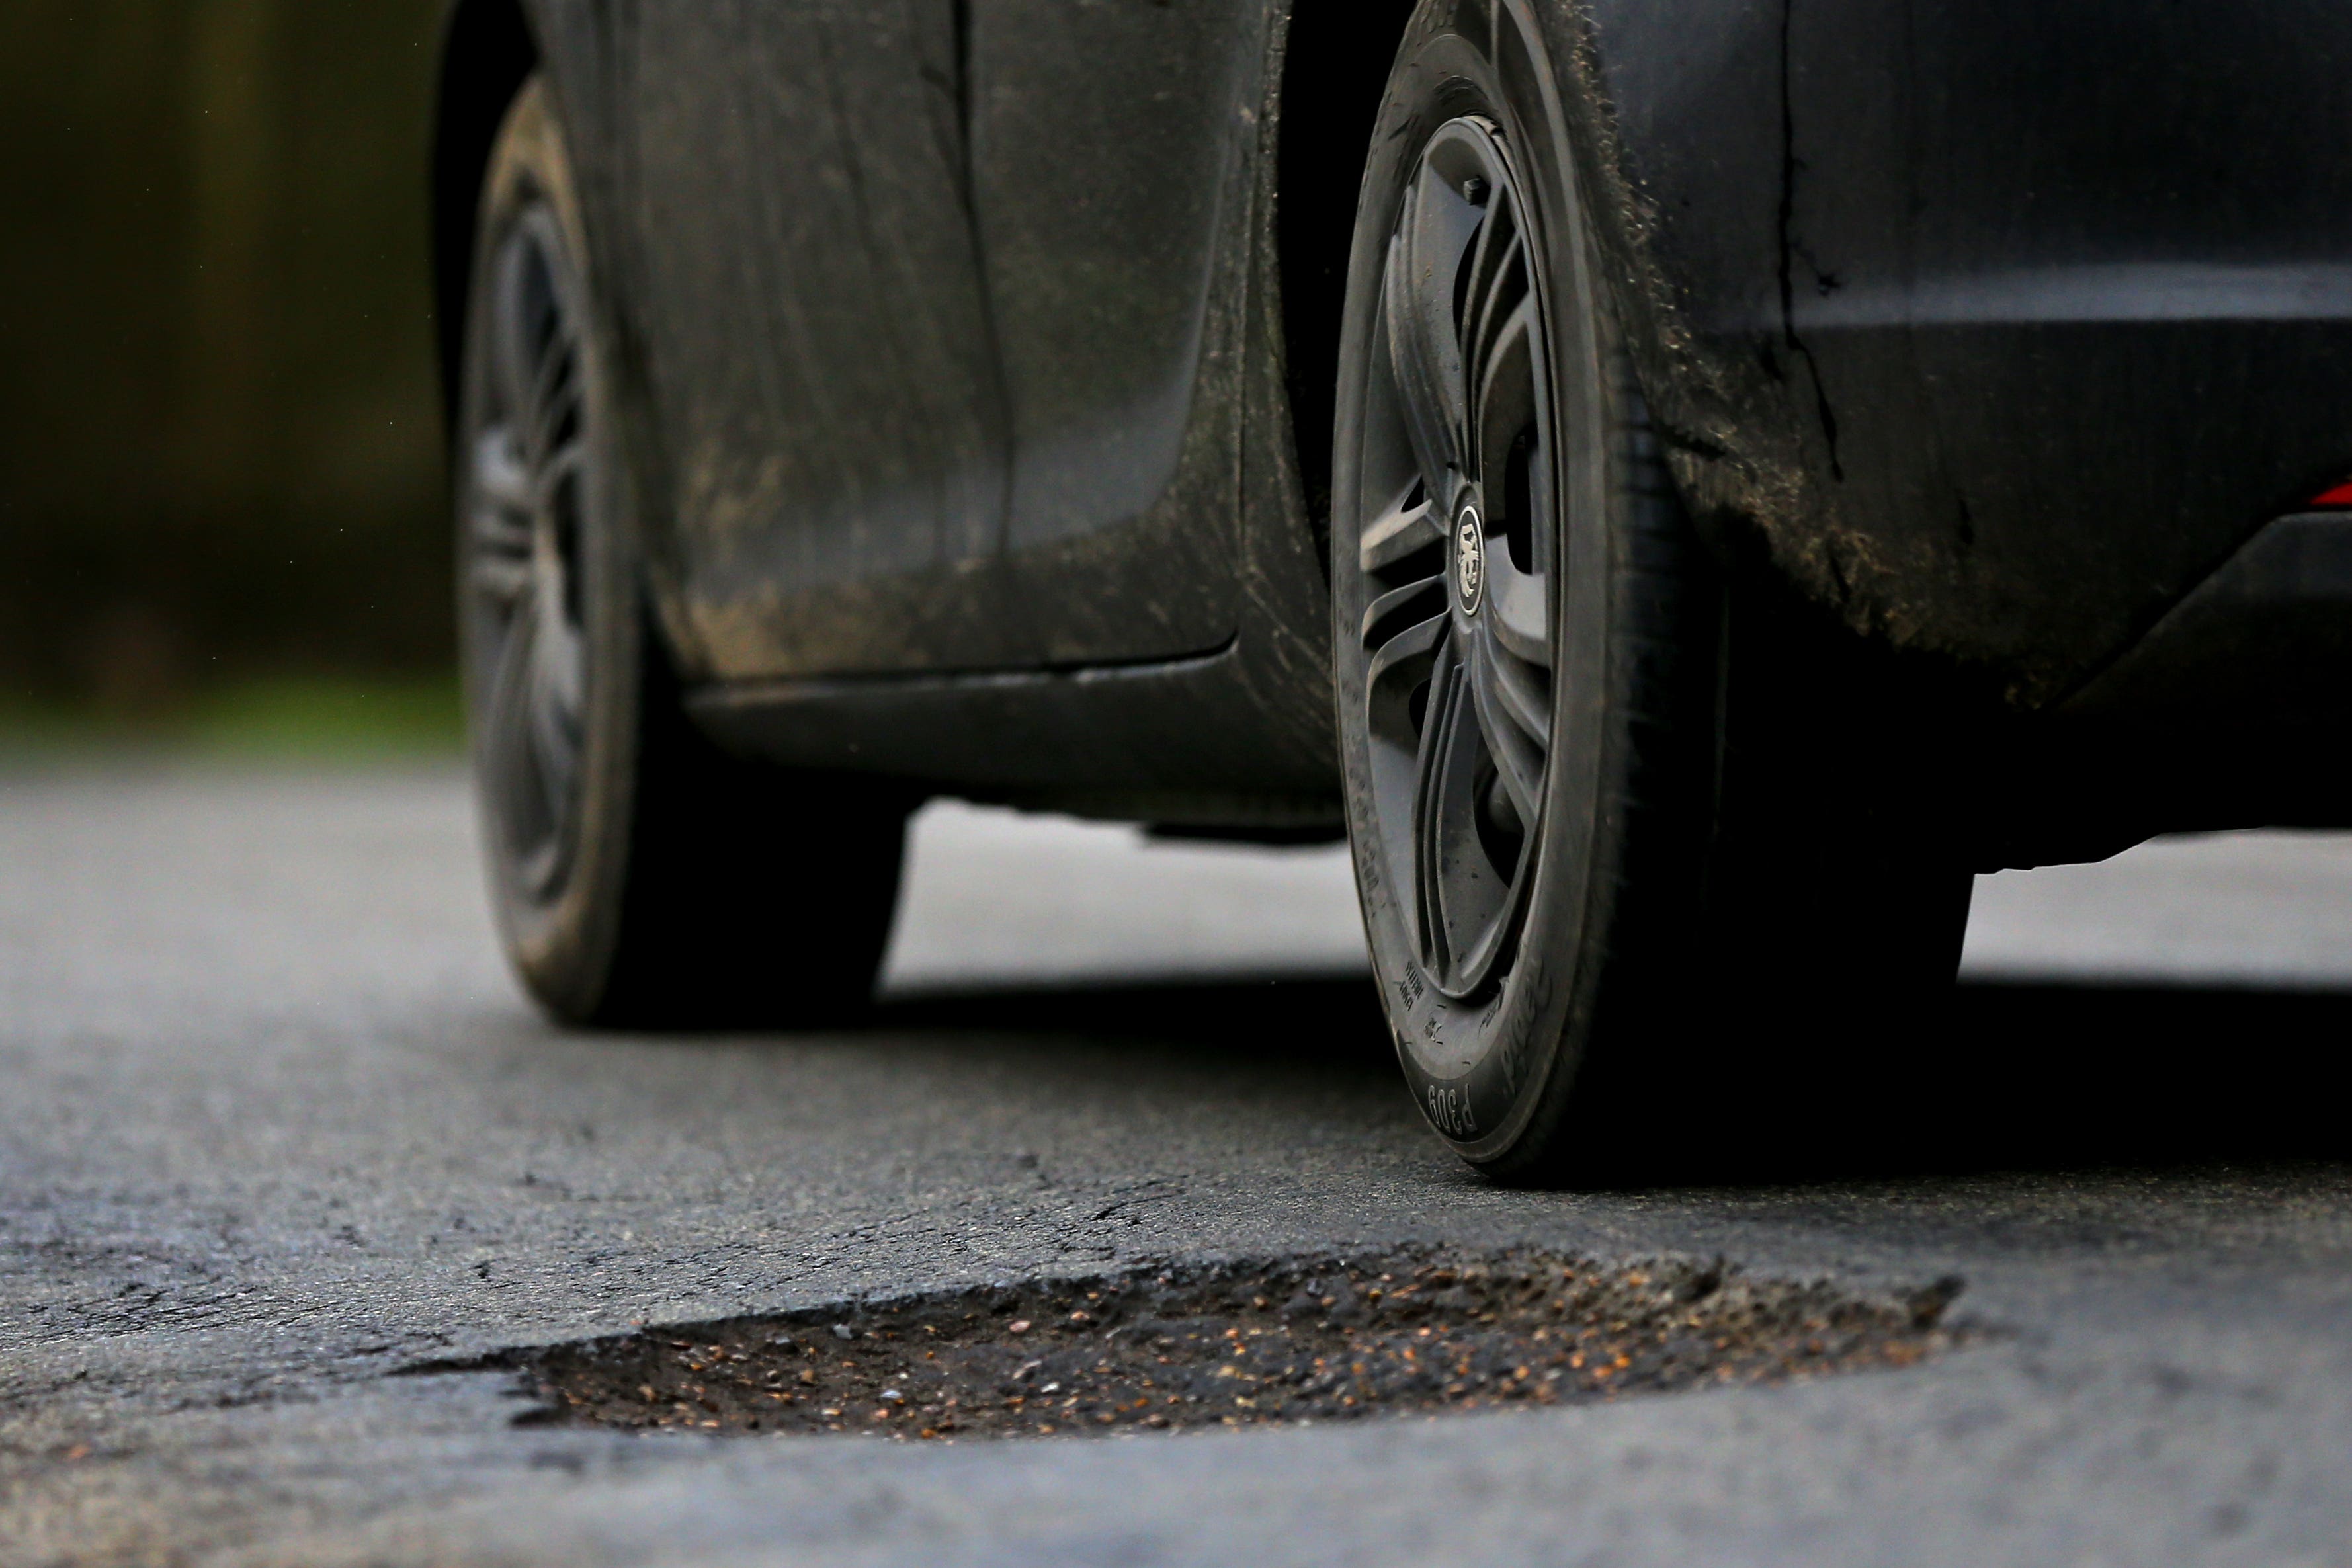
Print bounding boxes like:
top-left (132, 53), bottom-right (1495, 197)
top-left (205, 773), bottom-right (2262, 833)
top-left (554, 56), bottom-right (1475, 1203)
top-left (433, 0), bottom-right (2352, 1176)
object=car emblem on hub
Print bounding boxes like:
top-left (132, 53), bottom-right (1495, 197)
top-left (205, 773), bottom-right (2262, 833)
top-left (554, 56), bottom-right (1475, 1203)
top-left (1456, 507), bottom-right (1486, 614)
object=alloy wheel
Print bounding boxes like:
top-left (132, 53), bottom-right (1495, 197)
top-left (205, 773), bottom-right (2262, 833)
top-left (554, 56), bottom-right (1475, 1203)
top-left (466, 204), bottom-right (593, 902)
top-left (1353, 117), bottom-right (1558, 1000)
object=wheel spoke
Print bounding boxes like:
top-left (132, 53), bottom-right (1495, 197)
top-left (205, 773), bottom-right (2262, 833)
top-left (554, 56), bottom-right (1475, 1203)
top-left (1484, 552), bottom-right (1550, 666)
top-left (470, 544), bottom-right (535, 606)
top-left (530, 515), bottom-right (587, 725)
top-left (474, 427), bottom-right (534, 513)
top-left (470, 429), bottom-right (536, 604)
top-left (1471, 629), bottom-right (1548, 745)
top-left (1382, 170), bottom-right (1481, 483)
top-left (1361, 573), bottom-right (1447, 653)
top-left (1473, 294), bottom-right (1536, 429)
top-left (482, 606), bottom-right (553, 849)
top-left (1365, 608), bottom-right (1449, 747)
top-left (1359, 477), bottom-right (1443, 574)
top-left (1411, 639), bottom-right (1472, 973)
top-left (491, 242), bottom-right (544, 434)
top-left (535, 435), bottom-right (586, 510)
top-left (1462, 230), bottom-right (1529, 438)
top-left (1466, 634), bottom-right (1547, 831)
top-left (526, 625), bottom-right (582, 821)
top-left (524, 325), bottom-right (582, 466)
top-left (1472, 296), bottom-right (1539, 499)
top-left (490, 224), bottom-right (583, 467)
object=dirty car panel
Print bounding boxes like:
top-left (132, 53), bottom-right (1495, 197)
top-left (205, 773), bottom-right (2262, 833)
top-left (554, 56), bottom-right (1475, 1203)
top-left (450, 0), bottom-right (2352, 846)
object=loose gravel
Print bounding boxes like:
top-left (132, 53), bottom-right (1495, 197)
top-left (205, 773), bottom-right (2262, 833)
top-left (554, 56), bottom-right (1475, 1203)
top-left (475, 1248), bottom-right (1972, 1442)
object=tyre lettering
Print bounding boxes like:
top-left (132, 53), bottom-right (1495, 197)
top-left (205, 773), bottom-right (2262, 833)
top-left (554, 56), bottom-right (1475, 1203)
top-left (1425, 1085), bottom-right (1478, 1138)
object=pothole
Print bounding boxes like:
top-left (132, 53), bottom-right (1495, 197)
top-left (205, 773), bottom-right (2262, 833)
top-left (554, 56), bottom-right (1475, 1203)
top-left (479, 1249), bottom-right (1970, 1442)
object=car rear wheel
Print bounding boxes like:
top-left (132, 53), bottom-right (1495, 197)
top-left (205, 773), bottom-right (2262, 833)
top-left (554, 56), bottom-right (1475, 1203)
top-left (1331, 5), bottom-right (1972, 1180)
top-left (458, 78), bottom-right (909, 1028)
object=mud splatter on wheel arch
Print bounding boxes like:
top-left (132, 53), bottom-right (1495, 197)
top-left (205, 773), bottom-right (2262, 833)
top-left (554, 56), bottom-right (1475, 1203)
top-left (444, 1248), bottom-right (1978, 1442)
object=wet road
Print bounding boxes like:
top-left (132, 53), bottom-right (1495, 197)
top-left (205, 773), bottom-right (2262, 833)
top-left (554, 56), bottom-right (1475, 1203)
top-left (2, 768), bottom-right (2348, 1567)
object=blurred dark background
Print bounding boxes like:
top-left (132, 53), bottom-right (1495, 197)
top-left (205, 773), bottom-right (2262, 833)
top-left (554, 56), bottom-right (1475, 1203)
top-left (0, 1), bottom-right (452, 737)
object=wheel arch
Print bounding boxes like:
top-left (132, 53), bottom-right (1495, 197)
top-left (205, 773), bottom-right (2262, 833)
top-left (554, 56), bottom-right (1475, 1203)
top-left (430, 0), bottom-right (540, 436)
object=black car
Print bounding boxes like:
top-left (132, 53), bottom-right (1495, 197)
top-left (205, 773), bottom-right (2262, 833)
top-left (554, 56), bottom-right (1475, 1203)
top-left (432, 0), bottom-right (2352, 1176)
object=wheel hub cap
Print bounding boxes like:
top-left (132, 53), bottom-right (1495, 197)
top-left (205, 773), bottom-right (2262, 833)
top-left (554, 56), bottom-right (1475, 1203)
top-left (1454, 499), bottom-right (1487, 616)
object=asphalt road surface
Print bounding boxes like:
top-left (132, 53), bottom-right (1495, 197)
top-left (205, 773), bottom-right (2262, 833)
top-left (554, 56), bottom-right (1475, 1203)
top-left (3, 766), bottom-right (2349, 1567)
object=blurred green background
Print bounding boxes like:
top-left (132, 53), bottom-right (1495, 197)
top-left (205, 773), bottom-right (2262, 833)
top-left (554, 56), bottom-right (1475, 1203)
top-left (0, 0), bottom-right (457, 755)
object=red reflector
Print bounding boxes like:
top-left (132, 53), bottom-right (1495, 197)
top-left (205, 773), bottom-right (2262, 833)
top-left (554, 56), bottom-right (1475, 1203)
top-left (2315, 481), bottom-right (2352, 507)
